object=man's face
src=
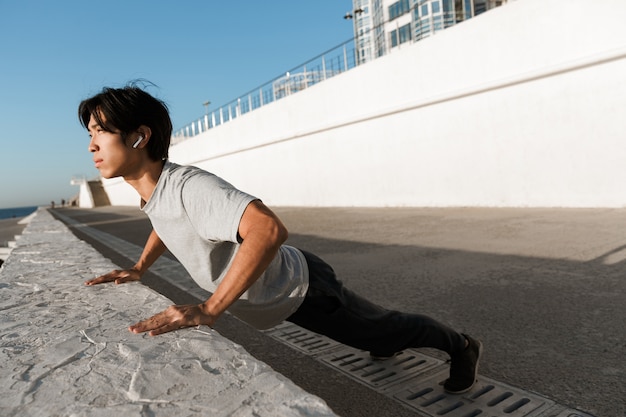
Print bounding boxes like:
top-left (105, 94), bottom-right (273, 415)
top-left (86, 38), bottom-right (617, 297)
top-left (87, 113), bottom-right (135, 179)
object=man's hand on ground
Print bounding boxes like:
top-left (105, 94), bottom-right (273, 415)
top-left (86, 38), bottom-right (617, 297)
top-left (129, 304), bottom-right (216, 336)
top-left (84, 268), bottom-right (141, 286)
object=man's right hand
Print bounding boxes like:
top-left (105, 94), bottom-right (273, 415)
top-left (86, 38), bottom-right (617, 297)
top-left (85, 268), bottom-right (141, 286)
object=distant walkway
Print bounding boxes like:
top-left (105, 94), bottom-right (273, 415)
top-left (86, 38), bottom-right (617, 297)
top-left (0, 208), bottom-right (337, 416)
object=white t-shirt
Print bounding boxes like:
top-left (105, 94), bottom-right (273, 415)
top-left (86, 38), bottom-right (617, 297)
top-left (142, 161), bottom-right (308, 329)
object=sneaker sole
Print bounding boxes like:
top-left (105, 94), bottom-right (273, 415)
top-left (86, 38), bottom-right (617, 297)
top-left (370, 352), bottom-right (399, 361)
top-left (444, 340), bottom-right (483, 395)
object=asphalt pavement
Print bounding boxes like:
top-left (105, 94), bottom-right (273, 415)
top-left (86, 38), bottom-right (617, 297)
top-left (44, 205), bottom-right (626, 417)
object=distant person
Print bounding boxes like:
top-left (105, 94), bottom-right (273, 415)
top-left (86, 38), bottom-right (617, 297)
top-left (61, 199), bottom-right (66, 207)
top-left (50, 201), bottom-right (55, 208)
top-left (78, 84), bottom-right (483, 394)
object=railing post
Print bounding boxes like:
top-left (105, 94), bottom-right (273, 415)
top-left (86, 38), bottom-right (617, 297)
top-left (259, 87), bottom-right (264, 106)
top-left (322, 55), bottom-right (327, 80)
top-left (343, 45), bottom-right (348, 72)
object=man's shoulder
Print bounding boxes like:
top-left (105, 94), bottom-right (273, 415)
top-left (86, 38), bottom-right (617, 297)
top-left (165, 162), bottom-right (218, 183)
top-left (162, 161), bottom-right (253, 202)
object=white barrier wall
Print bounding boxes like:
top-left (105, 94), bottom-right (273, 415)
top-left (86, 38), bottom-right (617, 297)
top-left (102, 176), bottom-right (140, 206)
top-left (115, 0), bottom-right (626, 208)
top-left (77, 181), bottom-right (95, 208)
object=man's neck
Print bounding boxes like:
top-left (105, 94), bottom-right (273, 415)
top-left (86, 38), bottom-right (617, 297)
top-left (125, 159), bottom-right (165, 205)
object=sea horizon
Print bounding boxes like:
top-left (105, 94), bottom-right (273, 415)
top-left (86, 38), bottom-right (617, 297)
top-left (0, 206), bottom-right (38, 221)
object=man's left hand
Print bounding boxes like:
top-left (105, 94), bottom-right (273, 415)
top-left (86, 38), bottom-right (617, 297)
top-left (129, 304), bottom-right (215, 336)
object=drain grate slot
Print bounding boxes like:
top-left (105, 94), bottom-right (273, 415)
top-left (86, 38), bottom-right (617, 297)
top-left (422, 394), bottom-right (447, 407)
top-left (403, 357), bottom-right (430, 370)
top-left (370, 371), bottom-right (396, 382)
top-left (437, 400), bottom-right (464, 415)
top-left (265, 323), bottom-right (340, 355)
top-left (504, 398), bottom-right (531, 413)
top-left (407, 387), bottom-right (434, 401)
top-left (469, 384), bottom-right (495, 399)
top-left (487, 391), bottom-right (514, 406)
top-left (320, 348), bottom-right (442, 389)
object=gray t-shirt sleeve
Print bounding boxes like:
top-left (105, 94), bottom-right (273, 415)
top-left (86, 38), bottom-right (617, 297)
top-left (181, 172), bottom-right (257, 243)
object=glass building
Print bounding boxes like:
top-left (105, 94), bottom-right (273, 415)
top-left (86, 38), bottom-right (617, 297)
top-left (348, 0), bottom-right (509, 64)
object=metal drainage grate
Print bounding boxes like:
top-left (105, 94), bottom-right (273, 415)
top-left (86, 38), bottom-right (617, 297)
top-left (267, 324), bottom-right (595, 417)
top-left (319, 348), bottom-right (442, 390)
top-left (265, 323), bottom-right (340, 355)
top-left (392, 370), bottom-right (556, 417)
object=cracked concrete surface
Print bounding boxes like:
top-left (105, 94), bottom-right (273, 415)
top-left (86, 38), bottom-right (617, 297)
top-left (0, 209), bottom-right (337, 416)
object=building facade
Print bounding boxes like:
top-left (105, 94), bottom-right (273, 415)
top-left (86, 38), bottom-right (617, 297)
top-left (348, 0), bottom-right (509, 64)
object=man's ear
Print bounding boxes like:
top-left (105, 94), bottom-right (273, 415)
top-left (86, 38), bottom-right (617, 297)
top-left (137, 125), bottom-right (152, 143)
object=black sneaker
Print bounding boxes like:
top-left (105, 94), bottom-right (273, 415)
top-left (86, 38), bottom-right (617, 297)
top-left (444, 334), bottom-right (483, 394)
top-left (369, 351), bottom-right (399, 361)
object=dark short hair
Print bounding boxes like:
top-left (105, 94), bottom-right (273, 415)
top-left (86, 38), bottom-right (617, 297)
top-left (78, 83), bottom-right (172, 161)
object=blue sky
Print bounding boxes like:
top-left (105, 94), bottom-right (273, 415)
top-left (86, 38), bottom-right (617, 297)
top-left (0, 1), bottom-right (353, 209)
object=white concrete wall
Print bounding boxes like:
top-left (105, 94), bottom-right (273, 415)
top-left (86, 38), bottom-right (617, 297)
top-left (77, 181), bottom-right (94, 208)
top-left (113, 0), bottom-right (626, 208)
top-left (102, 176), bottom-right (140, 206)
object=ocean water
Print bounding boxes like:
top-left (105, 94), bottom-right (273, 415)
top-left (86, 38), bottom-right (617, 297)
top-left (0, 206), bottom-right (38, 220)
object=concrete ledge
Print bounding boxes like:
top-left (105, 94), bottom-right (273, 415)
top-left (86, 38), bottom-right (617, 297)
top-left (0, 209), bottom-right (337, 416)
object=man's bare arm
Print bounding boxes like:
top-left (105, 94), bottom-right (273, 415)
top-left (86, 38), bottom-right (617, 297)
top-left (85, 229), bottom-right (167, 285)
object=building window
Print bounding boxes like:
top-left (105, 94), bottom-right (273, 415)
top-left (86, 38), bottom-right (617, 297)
top-left (389, 0), bottom-right (411, 21)
top-left (391, 23), bottom-right (412, 48)
top-left (442, 0), bottom-right (455, 26)
top-left (474, 0), bottom-right (487, 15)
top-left (390, 30), bottom-right (398, 47)
top-left (465, 0), bottom-right (473, 20)
top-left (399, 23), bottom-right (412, 44)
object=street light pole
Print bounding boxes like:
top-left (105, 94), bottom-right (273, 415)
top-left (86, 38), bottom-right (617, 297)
top-left (344, 7), bottom-right (364, 66)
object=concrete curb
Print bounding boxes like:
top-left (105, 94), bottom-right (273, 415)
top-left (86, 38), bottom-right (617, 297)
top-left (0, 208), bottom-right (338, 416)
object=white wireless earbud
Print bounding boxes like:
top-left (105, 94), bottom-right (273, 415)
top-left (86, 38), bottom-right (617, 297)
top-left (132, 136), bottom-right (144, 148)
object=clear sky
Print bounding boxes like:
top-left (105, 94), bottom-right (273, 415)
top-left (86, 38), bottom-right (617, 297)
top-left (0, 0), bottom-right (354, 209)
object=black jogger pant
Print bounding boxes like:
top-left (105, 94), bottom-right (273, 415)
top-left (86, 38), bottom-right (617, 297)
top-left (287, 250), bottom-right (466, 357)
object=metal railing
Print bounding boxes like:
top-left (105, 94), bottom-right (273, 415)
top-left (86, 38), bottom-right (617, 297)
top-left (171, 1), bottom-right (511, 144)
top-left (171, 38), bottom-right (358, 144)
